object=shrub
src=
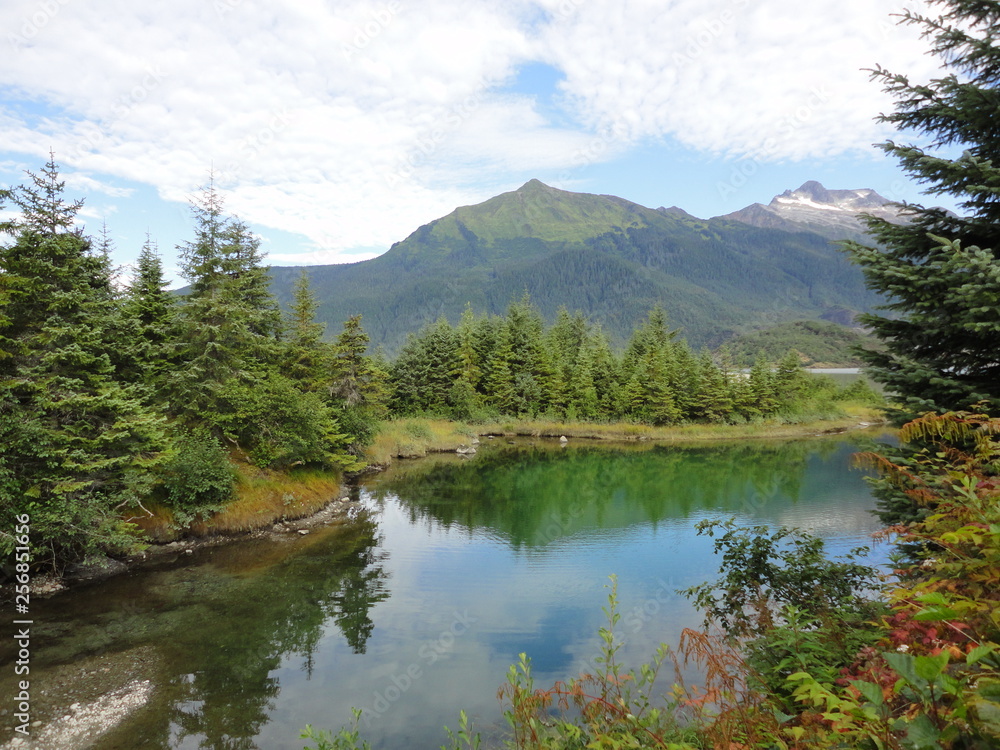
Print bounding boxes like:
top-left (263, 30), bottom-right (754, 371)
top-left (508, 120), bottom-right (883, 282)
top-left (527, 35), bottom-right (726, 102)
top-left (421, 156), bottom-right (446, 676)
top-left (336, 404), bottom-right (382, 450)
top-left (160, 429), bottom-right (235, 522)
top-left (213, 373), bottom-right (359, 470)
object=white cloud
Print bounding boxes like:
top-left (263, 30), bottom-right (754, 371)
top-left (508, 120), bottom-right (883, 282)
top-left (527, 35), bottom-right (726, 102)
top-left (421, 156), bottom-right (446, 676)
top-left (535, 0), bottom-right (938, 160)
top-left (77, 204), bottom-right (118, 221)
top-left (0, 0), bottom-right (938, 264)
top-left (62, 173), bottom-right (133, 198)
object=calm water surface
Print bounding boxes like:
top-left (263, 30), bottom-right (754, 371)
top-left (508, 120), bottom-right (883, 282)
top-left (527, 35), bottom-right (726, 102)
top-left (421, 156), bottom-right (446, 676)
top-left (0, 436), bottom-right (891, 749)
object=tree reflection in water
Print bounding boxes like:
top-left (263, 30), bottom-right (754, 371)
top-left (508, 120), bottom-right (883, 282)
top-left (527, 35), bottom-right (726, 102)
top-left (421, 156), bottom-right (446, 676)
top-left (372, 440), bottom-right (848, 549)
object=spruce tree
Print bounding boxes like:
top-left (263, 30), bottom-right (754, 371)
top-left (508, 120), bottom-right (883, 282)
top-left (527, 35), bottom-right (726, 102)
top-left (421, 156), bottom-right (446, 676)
top-left (845, 0), bottom-right (1000, 419)
top-left (566, 343), bottom-right (600, 421)
top-left (747, 355), bottom-right (778, 417)
top-left (454, 305), bottom-right (484, 392)
top-left (773, 350), bottom-right (810, 411)
top-left (693, 349), bottom-right (734, 423)
top-left (389, 318), bottom-right (458, 413)
top-left (0, 158), bottom-right (165, 565)
top-left (450, 305), bottom-right (485, 419)
top-left (325, 314), bottom-right (389, 449)
top-left (670, 341), bottom-right (701, 419)
top-left (483, 324), bottom-right (518, 415)
top-left (503, 294), bottom-right (554, 414)
top-left (122, 235), bottom-right (176, 386)
top-left (587, 326), bottom-right (620, 419)
top-left (545, 306), bottom-right (588, 413)
top-left (281, 269), bottom-right (328, 392)
top-left (329, 314), bottom-right (388, 411)
top-left (619, 307), bottom-right (683, 424)
top-left (167, 181), bottom-right (281, 419)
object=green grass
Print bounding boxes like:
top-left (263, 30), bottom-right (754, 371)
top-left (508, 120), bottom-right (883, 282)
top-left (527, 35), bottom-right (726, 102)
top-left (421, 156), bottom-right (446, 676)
top-left (128, 465), bottom-right (343, 541)
top-left (363, 418), bottom-right (478, 466)
top-left (476, 405), bottom-right (887, 443)
top-left (365, 404), bottom-right (889, 463)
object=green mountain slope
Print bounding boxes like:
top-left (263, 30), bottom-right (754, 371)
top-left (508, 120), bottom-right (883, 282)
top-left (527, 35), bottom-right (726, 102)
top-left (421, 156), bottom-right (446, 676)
top-left (724, 320), bottom-right (883, 367)
top-left (267, 180), bottom-right (882, 352)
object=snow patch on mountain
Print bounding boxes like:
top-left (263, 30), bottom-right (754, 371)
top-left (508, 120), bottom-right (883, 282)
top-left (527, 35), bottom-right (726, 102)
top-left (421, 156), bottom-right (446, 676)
top-left (718, 181), bottom-right (902, 241)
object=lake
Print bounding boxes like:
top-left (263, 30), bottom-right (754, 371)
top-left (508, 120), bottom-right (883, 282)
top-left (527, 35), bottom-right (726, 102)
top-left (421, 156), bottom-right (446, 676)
top-left (0, 434), bottom-right (891, 749)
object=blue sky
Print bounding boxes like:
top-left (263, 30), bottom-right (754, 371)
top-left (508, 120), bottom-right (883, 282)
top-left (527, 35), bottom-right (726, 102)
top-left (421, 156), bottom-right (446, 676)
top-left (1, 0), bottom-right (945, 286)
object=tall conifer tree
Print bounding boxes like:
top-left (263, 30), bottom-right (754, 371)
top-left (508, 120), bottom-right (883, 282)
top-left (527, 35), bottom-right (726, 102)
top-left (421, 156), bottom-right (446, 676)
top-left (123, 235), bottom-right (176, 386)
top-left (282, 269), bottom-right (328, 391)
top-left (168, 180), bottom-right (280, 418)
top-left (845, 0), bottom-right (1000, 418)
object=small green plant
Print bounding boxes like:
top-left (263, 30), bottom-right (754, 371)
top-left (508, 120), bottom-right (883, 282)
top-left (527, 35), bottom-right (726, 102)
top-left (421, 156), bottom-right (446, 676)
top-left (442, 710), bottom-right (481, 750)
top-left (301, 709), bottom-right (371, 750)
top-left (680, 519), bottom-right (884, 639)
top-left (402, 420), bottom-right (433, 440)
top-left (497, 576), bottom-right (697, 749)
top-left (159, 428), bottom-right (236, 524)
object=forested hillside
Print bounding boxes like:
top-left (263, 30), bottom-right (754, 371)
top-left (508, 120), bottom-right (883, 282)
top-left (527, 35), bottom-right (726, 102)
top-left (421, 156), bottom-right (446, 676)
top-left (267, 180), bottom-right (882, 352)
top-left (724, 319), bottom-right (882, 367)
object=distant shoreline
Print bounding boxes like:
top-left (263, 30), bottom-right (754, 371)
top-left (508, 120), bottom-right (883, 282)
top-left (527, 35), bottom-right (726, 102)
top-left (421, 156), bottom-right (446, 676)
top-left (362, 408), bottom-right (892, 467)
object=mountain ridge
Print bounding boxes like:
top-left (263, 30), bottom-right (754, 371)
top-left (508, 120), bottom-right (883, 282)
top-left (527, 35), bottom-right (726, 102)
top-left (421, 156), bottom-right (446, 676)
top-left (266, 179), bottom-right (888, 353)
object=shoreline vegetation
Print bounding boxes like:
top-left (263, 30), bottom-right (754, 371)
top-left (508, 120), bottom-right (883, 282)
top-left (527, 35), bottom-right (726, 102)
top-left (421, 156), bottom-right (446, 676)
top-left (363, 407), bottom-right (889, 466)
top-left (19, 405), bottom-right (890, 596)
top-left (136, 406), bottom-right (890, 547)
top-left (160, 406), bottom-right (892, 539)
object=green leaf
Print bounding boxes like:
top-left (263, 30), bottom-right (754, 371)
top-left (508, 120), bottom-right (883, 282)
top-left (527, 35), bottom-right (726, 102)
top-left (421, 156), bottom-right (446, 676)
top-left (771, 710), bottom-right (794, 725)
top-left (967, 643), bottom-right (998, 666)
top-left (851, 679), bottom-right (884, 706)
top-left (913, 605), bottom-right (961, 621)
top-left (967, 691), bottom-right (1000, 735)
top-left (896, 712), bottom-right (942, 749)
top-left (976, 678), bottom-right (1000, 704)
top-left (913, 653), bottom-right (949, 682)
top-left (883, 652), bottom-right (920, 686)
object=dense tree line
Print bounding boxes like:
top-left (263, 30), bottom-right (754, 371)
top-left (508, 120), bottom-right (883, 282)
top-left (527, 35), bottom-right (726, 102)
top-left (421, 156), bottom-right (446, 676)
top-left (387, 296), bottom-right (872, 424)
top-left (0, 161), bottom-right (385, 568)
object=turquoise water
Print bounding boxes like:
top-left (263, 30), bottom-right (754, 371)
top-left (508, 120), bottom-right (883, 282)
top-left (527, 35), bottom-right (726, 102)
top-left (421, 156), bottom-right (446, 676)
top-left (0, 436), bottom-right (889, 749)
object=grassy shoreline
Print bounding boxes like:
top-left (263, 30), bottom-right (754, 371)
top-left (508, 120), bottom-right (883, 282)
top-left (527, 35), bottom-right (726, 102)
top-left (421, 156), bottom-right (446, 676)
top-left (130, 466), bottom-right (346, 542)
top-left (363, 405), bottom-right (890, 467)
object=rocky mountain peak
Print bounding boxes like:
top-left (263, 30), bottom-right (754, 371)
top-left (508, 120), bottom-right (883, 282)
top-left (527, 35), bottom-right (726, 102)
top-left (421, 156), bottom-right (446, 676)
top-left (771, 181), bottom-right (891, 213)
top-left (721, 181), bottom-right (900, 241)
top-left (790, 180), bottom-right (834, 203)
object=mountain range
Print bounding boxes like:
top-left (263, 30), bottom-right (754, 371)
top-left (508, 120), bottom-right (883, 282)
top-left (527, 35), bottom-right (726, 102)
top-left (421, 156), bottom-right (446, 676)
top-left (268, 179), bottom-right (895, 353)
